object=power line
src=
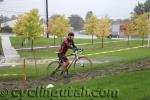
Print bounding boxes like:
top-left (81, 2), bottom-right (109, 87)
top-left (0, 9), bottom-right (52, 18)
top-left (0, 9), bottom-right (26, 14)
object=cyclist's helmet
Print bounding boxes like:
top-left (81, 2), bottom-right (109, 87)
top-left (68, 32), bottom-right (74, 36)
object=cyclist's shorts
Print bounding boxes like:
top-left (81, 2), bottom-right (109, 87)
top-left (58, 53), bottom-right (68, 63)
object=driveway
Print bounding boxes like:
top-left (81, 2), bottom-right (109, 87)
top-left (1, 34), bottom-right (20, 62)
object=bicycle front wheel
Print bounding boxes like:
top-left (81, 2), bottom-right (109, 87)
top-left (74, 57), bottom-right (93, 77)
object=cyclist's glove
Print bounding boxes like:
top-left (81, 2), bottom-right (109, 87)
top-left (73, 48), bottom-right (78, 52)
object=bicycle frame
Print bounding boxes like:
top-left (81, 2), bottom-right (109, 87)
top-left (60, 50), bottom-right (82, 72)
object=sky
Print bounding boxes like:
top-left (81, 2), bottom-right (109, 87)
top-left (0, 0), bottom-right (146, 19)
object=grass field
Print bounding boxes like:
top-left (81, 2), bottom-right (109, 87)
top-left (10, 37), bottom-right (118, 48)
top-left (18, 40), bottom-right (147, 59)
top-left (0, 37), bottom-right (150, 100)
top-left (1, 66), bottom-right (150, 100)
top-left (0, 46), bottom-right (150, 80)
top-left (50, 69), bottom-right (150, 100)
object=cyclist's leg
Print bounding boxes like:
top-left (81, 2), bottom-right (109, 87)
top-left (63, 56), bottom-right (69, 69)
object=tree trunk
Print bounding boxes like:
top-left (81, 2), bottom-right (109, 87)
top-left (61, 37), bottom-right (63, 43)
top-left (54, 35), bottom-right (56, 46)
top-left (102, 36), bottom-right (104, 48)
top-left (31, 39), bottom-right (34, 51)
top-left (92, 34), bottom-right (94, 44)
top-left (22, 38), bottom-right (25, 47)
top-left (142, 34), bottom-right (144, 46)
top-left (127, 35), bottom-right (130, 45)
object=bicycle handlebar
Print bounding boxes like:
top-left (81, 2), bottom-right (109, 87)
top-left (72, 48), bottom-right (83, 55)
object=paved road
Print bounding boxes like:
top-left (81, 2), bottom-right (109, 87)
top-left (1, 34), bottom-right (20, 63)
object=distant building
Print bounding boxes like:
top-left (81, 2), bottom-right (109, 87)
top-left (1, 20), bottom-right (16, 28)
top-left (112, 21), bottom-right (126, 38)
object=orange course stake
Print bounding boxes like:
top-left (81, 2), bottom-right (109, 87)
top-left (23, 59), bottom-right (27, 81)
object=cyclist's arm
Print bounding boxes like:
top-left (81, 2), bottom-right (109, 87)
top-left (72, 41), bottom-right (77, 49)
top-left (64, 41), bottom-right (74, 50)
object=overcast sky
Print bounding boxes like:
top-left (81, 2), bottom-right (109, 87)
top-left (0, 0), bottom-right (146, 19)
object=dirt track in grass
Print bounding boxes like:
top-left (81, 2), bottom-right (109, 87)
top-left (0, 58), bottom-right (150, 90)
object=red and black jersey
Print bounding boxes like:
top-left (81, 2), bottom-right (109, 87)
top-left (59, 38), bottom-right (77, 54)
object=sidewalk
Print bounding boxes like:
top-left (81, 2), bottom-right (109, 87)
top-left (1, 34), bottom-right (20, 63)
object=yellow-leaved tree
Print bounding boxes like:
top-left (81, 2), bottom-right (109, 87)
top-left (48, 15), bottom-right (61, 46)
top-left (84, 15), bottom-right (99, 44)
top-left (48, 15), bottom-right (71, 44)
top-left (25, 9), bottom-right (43, 50)
top-left (13, 15), bottom-right (28, 47)
top-left (13, 9), bottom-right (43, 50)
top-left (13, 9), bottom-right (43, 73)
top-left (124, 20), bottom-right (137, 45)
top-left (96, 16), bottom-right (111, 48)
top-left (134, 13), bottom-right (150, 46)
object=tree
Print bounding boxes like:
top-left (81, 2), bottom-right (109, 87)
top-left (25, 9), bottom-right (43, 50)
top-left (13, 9), bottom-right (43, 49)
top-left (96, 16), bottom-right (111, 48)
top-left (124, 21), bottom-right (137, 45)
top-left (48, 14), bottom-right (61, 45)
top-left (68, 14), bottom-right (84, 31)
top-left (84, 15), bottom-right (99, 44)
top-left (134, 0), bottom-right (150, 16)
top-left (1, 26), bottom-right (12, 33)
top-left (134, 2), bottom-right (145, 15)
top-left (48, 15), bottom-right (71, 44)
top-left (85, 11), bottom-right (93, 20)
top-left (13, 15), bottom-right (28, 46)
top-left (11, 15), bottom-right (17, 20)
top-left (134, 13), bottom-right (150, 46)
top-left (144, 0), bottom-right (150, 12)
top-left (48, 18), bottom-right (56, 45)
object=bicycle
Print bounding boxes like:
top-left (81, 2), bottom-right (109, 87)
top-left (46, 49), bottom-right (93, 79)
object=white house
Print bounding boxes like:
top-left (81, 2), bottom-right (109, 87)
top-left (1, 20), bottom-right (17, 28)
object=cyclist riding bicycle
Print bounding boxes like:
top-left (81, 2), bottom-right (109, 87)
top-left (58, 32), bottom-right (78, 70)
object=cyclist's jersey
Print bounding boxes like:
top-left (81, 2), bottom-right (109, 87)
top-left (59, 38), bottom-right (77, 54)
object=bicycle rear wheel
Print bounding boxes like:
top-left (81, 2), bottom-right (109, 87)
top-left (46, 61), bottom-right (63, 79)
top-left (74, 57), bottom-right (93, 78)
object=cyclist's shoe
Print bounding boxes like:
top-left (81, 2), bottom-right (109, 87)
top-left (64, 74), bottom-right (68, 78)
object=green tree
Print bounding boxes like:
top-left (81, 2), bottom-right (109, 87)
top-left (134, 2), bottom-right (145, 15)
top-left (85, 11), bottom-right (93, 20)
top-left (134, 0), bottom-right (150, 16)
top-left (144, 0), bottom-right (150, 12)
top-left (68, 14), bottom-right (84, 31)
top-left (84, 15), bottom-right (99, 44)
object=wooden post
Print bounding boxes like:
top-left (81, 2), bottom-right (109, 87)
top-left (23, 59), bottom-right (26, 81)
top-left (22, 59), bottom-right (27, 89)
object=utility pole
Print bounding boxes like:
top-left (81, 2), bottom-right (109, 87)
top-left (46, 0), bottom-right (49, 38)
top-left (148, 12), bottom-right (150, 47)
top-left (148, 9), bottom-right (150, 47)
